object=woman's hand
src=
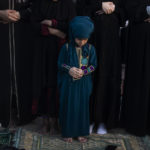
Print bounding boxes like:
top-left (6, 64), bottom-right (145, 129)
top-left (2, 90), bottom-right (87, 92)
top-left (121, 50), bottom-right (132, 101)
top-left (0, 10), bottom-right (20, 22)
top-left (69, 67), bottom-right (84, 79)
top-left (48, 27), bottom-right (66, 39)
top-left (41, 19), bottom-right (52, 26)
top-left (144, 18), bottom-right (150, 23)
top-left (102, 2), bottom-right (115, 15)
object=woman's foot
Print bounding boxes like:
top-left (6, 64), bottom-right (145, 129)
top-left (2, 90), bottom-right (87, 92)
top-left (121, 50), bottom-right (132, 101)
top-left (64, 138), bottom-right (73, 143)
top-left (97, 123), bottom-right (107, 135)
top-left (89, 123), bottom-right (94, 134)
top-left (78, 137), bottom-right (87, 143)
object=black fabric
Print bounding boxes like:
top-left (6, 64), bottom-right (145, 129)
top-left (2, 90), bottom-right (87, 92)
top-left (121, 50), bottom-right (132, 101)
top-left (84, 0), bottom-right (125, 129)
top-left (0, 0), bottom-right (34, 127)
top-left (15, 0), bottom-right (34, 125)
top-left (105, 145), bottom-right (117, 150)
top-left (121, 0), bottom-right (150, 136)
top-left (120, 26), bottom-right (129, 64)
top-left (31, 0), bottom-right (76, 116)
top-left (124, 0), bottom-right (150, 23)
top-left (0, 0), bottom-right (11, 128)
top-left (76, 0), bottom-right (103, 16)
top-left (77, 0), bottom-right (125, 25)
top-left (0, 145), bottom-right (24, 150)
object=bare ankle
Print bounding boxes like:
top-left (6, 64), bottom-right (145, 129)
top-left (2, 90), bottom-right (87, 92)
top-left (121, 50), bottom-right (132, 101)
top-left (78, 137), bottom-right (87, 143)
top-left (64, 138), bottom-right (73, 143)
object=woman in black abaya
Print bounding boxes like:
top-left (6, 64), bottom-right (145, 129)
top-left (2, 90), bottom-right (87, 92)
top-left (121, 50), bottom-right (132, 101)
top-left (0, 0), bottom-right (34, 128)
top-left (121, 0), bottom-right (150, 136)
top-left (31, 0), bottom-right (76, 134)
top-left (84, 0), bottom-right (125, 134)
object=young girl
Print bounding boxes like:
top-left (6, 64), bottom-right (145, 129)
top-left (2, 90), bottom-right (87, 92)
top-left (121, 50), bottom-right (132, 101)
top-left (58, 16), bottom-right (97, 143)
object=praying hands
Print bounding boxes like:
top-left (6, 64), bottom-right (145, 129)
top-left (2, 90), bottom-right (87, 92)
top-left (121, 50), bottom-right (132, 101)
top-left (41, 19), bottom-right (66, 39)
top-left (0, 9), bottom-right (20, 23)
top-left (69, 67), bottom-right (84, 79)
top-left (102, 2), bottom-right (115, 14)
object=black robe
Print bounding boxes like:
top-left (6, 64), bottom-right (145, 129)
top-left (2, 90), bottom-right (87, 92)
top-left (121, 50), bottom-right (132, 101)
top-left (121, 0), bottom-right (150, 136)
top-left (0, 0), bottom-right (34, 127)
top-left (75, 0), bottom-right (85, 15)
top-left (0, 1), bottom-right (10, 127)
top-left (120, 25), bottom-right (129, 64)
top-left (31, 0), bottom-right (76, 117)
top-left (84, 0), bottom-right (125, 129)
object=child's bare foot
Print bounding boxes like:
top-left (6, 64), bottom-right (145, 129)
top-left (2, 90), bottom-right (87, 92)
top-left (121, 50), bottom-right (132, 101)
top-left (64, 138), bottom-right (73, 143)
top-left (78, 137), bottom-right (87, 143)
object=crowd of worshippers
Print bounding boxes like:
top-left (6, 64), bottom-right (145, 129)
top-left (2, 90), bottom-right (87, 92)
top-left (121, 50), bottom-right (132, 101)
top-left (0, 0), bottom-right (150, 143)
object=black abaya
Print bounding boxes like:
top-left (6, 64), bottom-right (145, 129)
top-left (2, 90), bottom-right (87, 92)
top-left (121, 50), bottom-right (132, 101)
top-left (0, 0), bottom-right (34, 127)
top-left (121, 0), bottom-right (150, 136)
top-left (84, 0), bottom-right (125, 129)
top-left (31, 0), bottom-right (76, 117)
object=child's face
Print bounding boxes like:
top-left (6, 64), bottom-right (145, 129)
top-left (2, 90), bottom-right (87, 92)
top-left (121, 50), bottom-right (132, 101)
top-left (75, 38), bottom-right (88, 47)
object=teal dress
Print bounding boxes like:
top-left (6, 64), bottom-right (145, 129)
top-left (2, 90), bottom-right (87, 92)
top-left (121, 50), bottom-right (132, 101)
top-left (58, 43), bottom-right (97, 137)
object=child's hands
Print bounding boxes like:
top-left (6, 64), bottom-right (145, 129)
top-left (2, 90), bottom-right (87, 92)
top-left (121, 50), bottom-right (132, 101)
top-left (78, 69), bottom-right (84, 78)
top-left (102, 2), bottom-right (115, 14)
top-left (69, 67), bottom-right (84, 79)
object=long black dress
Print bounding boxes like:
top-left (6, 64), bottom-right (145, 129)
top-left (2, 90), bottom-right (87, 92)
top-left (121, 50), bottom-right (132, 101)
top-left (84, 0), bottom-right (125, 129)
top-left (31, 0), bottom-right (76, 117)
top-left (14, 0), bottom-right (34, 125)
top-left (0, 0), bottom-right (34, 127)
top-left (0, 1), bottom-right (10, 127)
top-left (121, 0), bottom-right (150, 136)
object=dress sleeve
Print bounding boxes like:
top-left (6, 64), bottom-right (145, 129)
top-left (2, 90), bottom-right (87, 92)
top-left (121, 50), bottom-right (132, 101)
top-left (50, 20), bottom-right (68, 33)
top-left (51, 1), bottom-right (76, 33)
top-left (83, 0), bottom-right (102, 16)
top-left (113, 0), bottom-right (127, 27)
top-left (58, 44), bottom-right (71, 73)
top-left (30, 0), bottom-right (44, 35)
top-left (83, 45), bottom-right (97, 75)
top-left (18, 1), bottom-right (33, 22)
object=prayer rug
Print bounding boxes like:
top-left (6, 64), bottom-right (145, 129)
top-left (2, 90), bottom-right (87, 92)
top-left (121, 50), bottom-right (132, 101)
top-left (13, 128), bottom-right (150, 150)
top-left (0, 130), bottom-right (13, 146)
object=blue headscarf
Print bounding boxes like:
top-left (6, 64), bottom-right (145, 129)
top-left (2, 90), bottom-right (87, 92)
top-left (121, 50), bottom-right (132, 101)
top-left (68, 16), bottom-right (94, 67)
top-left (69, 16), bottom-right (94, 41)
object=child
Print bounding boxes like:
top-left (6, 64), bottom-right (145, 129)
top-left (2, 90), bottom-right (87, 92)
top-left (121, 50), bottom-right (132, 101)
top-left (58, 16), bottom-right (97, 143)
